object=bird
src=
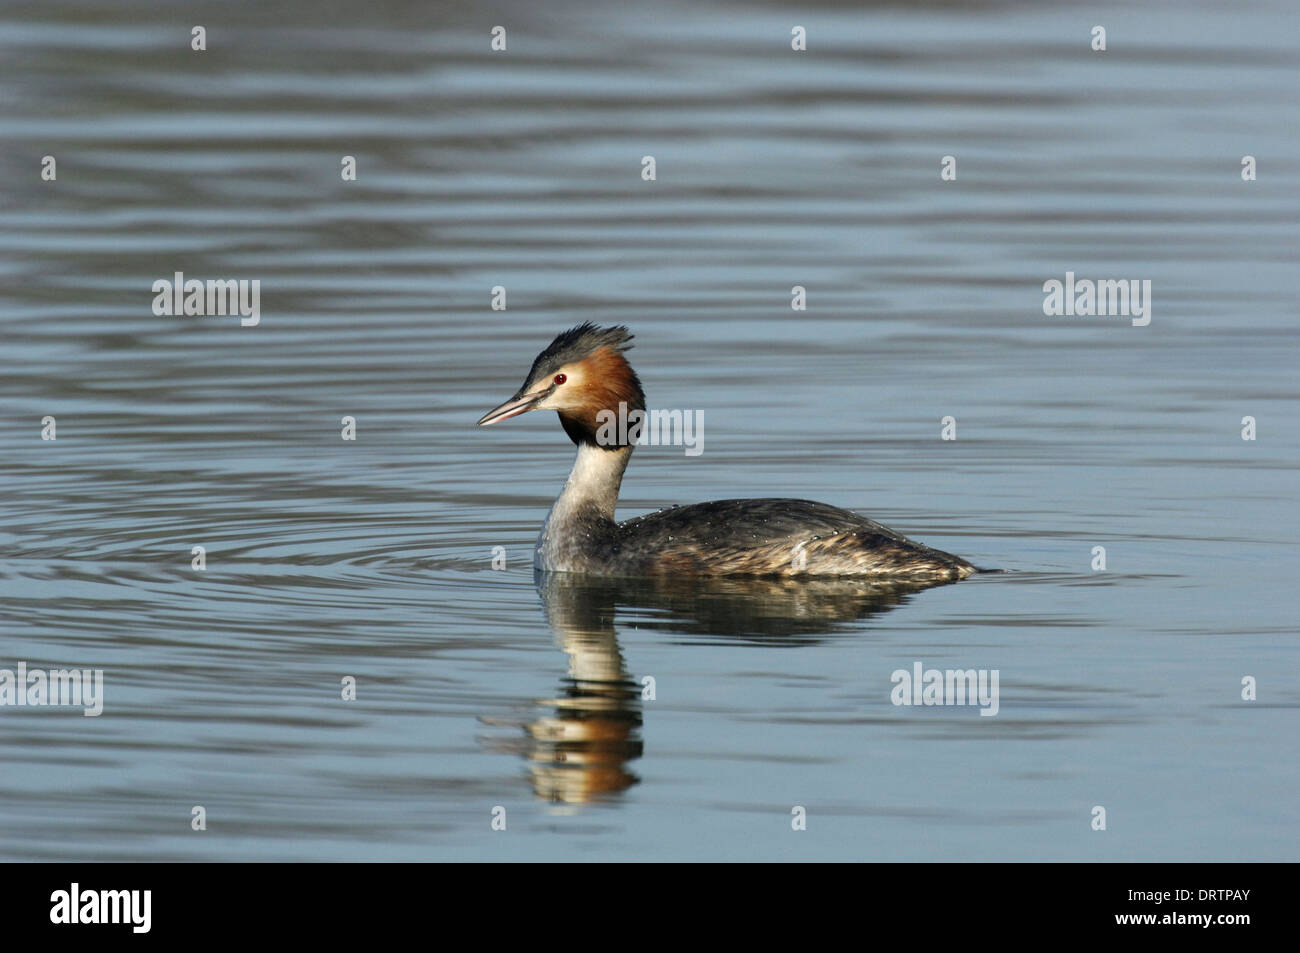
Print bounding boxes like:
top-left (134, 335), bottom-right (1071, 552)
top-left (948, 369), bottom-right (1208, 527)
top-left (477, 323), bottom-right (976, 580)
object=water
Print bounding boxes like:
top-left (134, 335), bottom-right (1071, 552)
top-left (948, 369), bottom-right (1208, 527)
top-left (1, 0), bottom-right (1297, 861)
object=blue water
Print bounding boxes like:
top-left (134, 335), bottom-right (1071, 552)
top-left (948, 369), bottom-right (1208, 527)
top-left (0, 0), bottom-right (1296, 860)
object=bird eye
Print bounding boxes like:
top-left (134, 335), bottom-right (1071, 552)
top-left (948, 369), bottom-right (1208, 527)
top-left (554, 374), bottom-right (567, 385)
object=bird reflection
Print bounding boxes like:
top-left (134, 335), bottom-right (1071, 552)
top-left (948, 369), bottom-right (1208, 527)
top-left (524, 572), bottom-right (644, 803)
top-left (507, 571), bottom-right (952, 803)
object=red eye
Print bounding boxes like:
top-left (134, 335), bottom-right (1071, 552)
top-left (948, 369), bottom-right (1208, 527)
top-left (554, 374), bottom-right (566, 385)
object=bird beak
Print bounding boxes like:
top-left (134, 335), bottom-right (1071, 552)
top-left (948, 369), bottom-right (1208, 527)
top-left (477, 389), bottom-right (546, 426)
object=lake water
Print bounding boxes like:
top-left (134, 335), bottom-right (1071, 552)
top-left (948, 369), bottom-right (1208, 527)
top-left (1, 0), bottom-right (1296, 861)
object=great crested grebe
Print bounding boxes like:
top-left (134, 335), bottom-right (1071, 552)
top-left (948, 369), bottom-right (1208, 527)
top-left (477, 323), bottom-right (976, 580)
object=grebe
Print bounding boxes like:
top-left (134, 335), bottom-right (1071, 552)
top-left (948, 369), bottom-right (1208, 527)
top-left (477, 324), bottom-right (976, 580)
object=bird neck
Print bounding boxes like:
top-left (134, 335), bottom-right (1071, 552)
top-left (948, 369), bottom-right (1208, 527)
top-left (551, 441), bottom-right (633, 524)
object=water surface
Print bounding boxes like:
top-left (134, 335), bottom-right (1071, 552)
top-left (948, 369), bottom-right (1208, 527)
top-left (1, 0), bottom-right (1297, 861)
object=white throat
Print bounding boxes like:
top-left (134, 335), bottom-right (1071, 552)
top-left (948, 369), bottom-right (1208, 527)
top-left (535, 442), bottom-right (633, 571)
top-left (553, 441), bottom-right (631, 520)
